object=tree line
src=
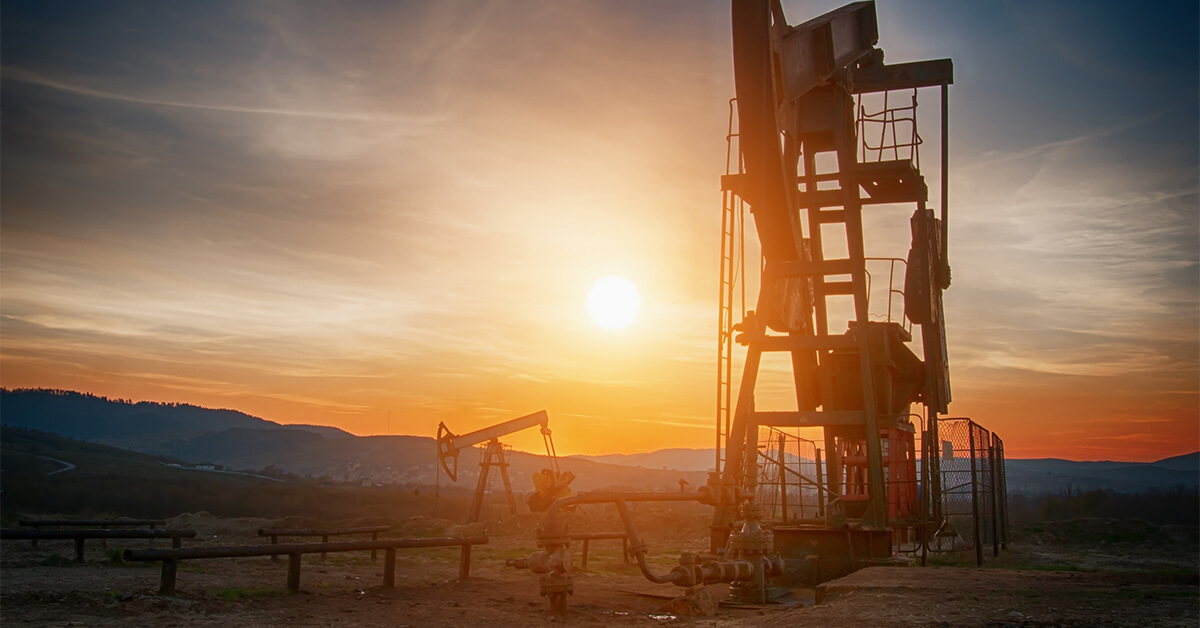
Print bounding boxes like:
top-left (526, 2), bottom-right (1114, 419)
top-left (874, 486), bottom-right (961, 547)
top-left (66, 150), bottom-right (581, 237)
top-left (1008, 485), bottom-right (1198, 526)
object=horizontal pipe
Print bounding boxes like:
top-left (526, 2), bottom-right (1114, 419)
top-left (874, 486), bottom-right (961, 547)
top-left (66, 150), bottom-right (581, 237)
top-left (258, 526), bottom-right (389, 537)
top-left (1, 529), bottom-right (195, 540)
top-left (569, 533), bottom-right (627, 541)
top-left (19, 519), bottom-right (166, 527)
top-left (546, 491), bottom-right (706, 518)
top-left (125, 536), bottom-right (488, 562)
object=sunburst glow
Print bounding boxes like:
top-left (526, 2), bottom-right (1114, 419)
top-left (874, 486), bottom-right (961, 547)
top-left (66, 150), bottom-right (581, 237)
top-left (587, 276), bottom-right (640, 330)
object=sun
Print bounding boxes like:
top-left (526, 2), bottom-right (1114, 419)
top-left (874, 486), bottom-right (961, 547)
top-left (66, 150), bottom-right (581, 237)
top-left (587, 276), bottom-right (640, 330)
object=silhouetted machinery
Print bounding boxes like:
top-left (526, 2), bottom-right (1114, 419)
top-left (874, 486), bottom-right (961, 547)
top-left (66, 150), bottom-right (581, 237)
top-left (436, 410), bottom-right (575, 523)
top-left (512, 1), bottom-right (998, 612)
top-left (710, 0), bottom-right (955, 586)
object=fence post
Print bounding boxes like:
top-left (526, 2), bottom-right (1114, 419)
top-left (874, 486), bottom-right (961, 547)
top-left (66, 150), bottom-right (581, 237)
top-left (968, 425), bottom-right (982, 567)
top-left (458, 544), bottom-right (471, 580)
top-left (287, 553), bottom-right (302, 593)
top-left (990, 442), bottom-right (999, 558)
top-left (383, 548), bottom-right (396, 588)
top-left (919, 423), bottom-right (930, 567)
top-left (371, 532), bottom-right (379, 561)
top-left (160, 559), bottom-right (178, 595)
top-left (581, 539), bottom-right (590, 571)
top-left (996, 437), bottom-right (1009, 550)
top-left (74, 537), bottom-right (86, 563)
top-left (929, 417), bottom-right (942, 524)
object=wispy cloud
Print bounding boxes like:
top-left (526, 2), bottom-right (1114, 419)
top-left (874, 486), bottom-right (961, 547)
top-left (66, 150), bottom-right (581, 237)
top-left (2, 66), bottom-right (410, 122)
top-left (1, 0), bottom-right (1195, 458)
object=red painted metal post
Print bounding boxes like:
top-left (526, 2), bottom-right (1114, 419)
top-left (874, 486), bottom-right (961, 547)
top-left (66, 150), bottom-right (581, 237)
top-left (816, 448), bottom-right (826, 518)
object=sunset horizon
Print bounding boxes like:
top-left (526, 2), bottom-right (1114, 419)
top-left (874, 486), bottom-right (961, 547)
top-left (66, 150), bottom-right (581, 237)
top-left (3, 1), bottom-right (1197, 464)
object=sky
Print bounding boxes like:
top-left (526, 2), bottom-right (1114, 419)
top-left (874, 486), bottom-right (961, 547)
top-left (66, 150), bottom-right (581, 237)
top-left (2, 0), bottom-right (1196, 462)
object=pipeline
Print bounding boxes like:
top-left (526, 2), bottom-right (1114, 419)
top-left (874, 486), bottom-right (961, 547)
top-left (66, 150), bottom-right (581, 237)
top-left (509, 489), bottom-right (780, 612)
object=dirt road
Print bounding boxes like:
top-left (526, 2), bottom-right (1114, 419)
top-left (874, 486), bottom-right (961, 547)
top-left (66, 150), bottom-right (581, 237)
top-left (2, 512), bottom-right (1196, 627)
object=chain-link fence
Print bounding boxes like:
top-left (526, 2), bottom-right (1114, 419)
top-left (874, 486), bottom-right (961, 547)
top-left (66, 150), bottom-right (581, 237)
top-left (931, 417), bottom-right (1006, 564)
top-left (748, 417), bottom-right (1008, 564)
top-left (754, 426), bottom-right (825, 522)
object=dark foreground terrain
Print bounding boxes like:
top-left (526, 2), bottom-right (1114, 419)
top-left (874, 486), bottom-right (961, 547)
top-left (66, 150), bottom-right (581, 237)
top-left (2, 512), bottom-right (1196, 627)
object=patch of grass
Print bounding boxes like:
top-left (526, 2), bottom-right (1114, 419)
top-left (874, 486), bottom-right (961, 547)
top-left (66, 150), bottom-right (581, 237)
top-left (106, 547), bottom-right (128, 565)
top-left (206, 586), bottom-right (280, 601)
top-left (1026, 563), bottom-right (1090, 572)
top-left (38, 553), bottom-right (72, 566)
top-left (925, 553), bottom-right (974, 567)
top-left (1142, 567), bottom-right (1200, 580)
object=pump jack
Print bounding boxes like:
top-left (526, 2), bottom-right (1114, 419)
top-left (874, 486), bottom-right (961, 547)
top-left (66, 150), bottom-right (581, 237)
top-left (436, 410), bottom-right (576, 523)
top-left (711, 0), bottom-right (955, 582)
top-left (512, 0), bottom-right (984, 612)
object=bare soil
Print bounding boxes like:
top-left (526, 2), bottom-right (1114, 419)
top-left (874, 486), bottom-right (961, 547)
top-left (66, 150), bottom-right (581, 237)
top-left (2, 512), bottom-right (1196, 627)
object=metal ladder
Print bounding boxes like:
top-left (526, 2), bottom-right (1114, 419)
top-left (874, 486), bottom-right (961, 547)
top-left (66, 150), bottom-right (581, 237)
top-left (716, 99), bottom-right (745, 475)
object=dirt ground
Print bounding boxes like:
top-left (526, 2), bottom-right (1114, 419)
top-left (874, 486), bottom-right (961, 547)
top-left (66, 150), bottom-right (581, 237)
top-left (2, 511), bottom-right (1196, 627)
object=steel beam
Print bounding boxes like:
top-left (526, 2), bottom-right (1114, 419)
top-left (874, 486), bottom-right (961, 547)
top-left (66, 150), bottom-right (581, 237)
top-left (444, 410), bottom-right (548, 451)
top-left (851, 58), bottom-right (953, 93)
top-left (780, 1), bottom-right (879, 102)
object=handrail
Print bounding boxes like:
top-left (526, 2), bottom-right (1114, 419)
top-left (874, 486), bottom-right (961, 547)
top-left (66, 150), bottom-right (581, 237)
top-left (125, 536), bottom-right (488, 594)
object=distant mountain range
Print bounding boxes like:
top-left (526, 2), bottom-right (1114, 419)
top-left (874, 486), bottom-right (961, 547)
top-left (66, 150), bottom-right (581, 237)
top-left (0, 389), bottom-right (708, 492)
top-left (571, 449), bottom-right (1199, 495)
top-left (0, 388), bottom-right (351, 451)
top-left (2, 389), bottom-right (1196, 495)
top-left (1003, 453), bottom-right (1198, 495)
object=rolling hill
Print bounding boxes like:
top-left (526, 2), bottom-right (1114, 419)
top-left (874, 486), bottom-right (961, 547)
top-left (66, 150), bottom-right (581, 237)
top-left (0, 388), bottom-right (352, 453)
top-left (3, 388), bottom-right (1195, 496)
